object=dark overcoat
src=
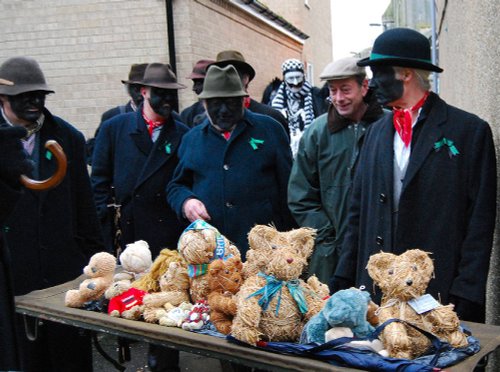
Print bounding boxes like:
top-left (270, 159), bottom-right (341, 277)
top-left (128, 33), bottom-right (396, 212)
top-left (91, 109), bottom-right (189, 257)
top-left (167, 110), bottom-right (295, 259)
top-left (3, 110), bottom-right (104, 296)
top-left (336, 93), bottom-right (497, 306)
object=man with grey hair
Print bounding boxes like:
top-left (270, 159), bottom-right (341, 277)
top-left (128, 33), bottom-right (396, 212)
top-left (288, 57), bottom-right (385, 283)
top-left (334, 28), bottom-right (496, 327)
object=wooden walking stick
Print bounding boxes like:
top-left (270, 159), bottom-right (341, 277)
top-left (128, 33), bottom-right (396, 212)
top-left (20, 140), bottom-right (67, 190)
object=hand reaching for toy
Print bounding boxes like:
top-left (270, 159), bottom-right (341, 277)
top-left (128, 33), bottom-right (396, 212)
top-left (183, 198), bottom-right (211, 222)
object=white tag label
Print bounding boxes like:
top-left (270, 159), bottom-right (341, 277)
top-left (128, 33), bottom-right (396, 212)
top-left (408, 294), bottom-right (440, 314)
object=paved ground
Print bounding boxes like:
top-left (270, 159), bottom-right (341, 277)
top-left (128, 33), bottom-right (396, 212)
top-left (92, 332), bottom-right (223, 372)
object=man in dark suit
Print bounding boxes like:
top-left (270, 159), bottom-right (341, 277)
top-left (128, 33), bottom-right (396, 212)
top-left (0, 56), bottom-right (104, 372)
top-left (333, 28), bottom-right (496, 324)
top-left (91, 63), bottom-right (189, 372)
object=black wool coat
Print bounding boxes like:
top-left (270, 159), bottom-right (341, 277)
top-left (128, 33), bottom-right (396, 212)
top-left (91, 109), bottom-right (189, 258)
top-left (335, 93), bottom-right (497, 306)
top-left (2, 110), bottom-right (105, 296)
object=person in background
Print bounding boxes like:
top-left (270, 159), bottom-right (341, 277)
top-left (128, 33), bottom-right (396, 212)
top-left (180, 59), bottom-right (214, 127)
top-left (0, 56), bottom-right (104, 372)
top-left (288, 57), bottom-right (385, 284)
top-left (334, 28), bottom-right (496, 328)
top-left (167, 65), bottom-right (295, 259)
top-left (271, 58), bottom-right (317, 156)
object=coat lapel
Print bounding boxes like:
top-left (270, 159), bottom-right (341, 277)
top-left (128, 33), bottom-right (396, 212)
top-left (402, 94), bottom-right (446, 191)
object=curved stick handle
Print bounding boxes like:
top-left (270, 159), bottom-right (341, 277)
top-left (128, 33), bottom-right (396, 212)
top-left (20, 140), bottom-right (67, 190)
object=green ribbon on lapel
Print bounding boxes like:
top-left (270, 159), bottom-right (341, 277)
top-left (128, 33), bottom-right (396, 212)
top-left (434, 137), bottom-right (459, 157)
top-left (45, 150), bottom-right (52, 160)
top-left (164, 142), bottom-right (172, 154)
top-left (249, 137), bottom-right (264, 150)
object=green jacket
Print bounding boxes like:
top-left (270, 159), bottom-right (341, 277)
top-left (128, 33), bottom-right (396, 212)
top-left (288, 95), bottom-right (385, 283)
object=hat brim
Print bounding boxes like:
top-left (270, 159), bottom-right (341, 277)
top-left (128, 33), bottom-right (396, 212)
top-left (211, 60), bottom-right (256, 82)
top-left (198, 91), bottom-right (248, 100)
top-left (121, 79), bottom-right (144, 85)
top-left (320, 74), bottom-right (364, 81)
top-left (186, 73), bottom-right (206, 80)
top-left (358, 57), bottom-right (443, 73)
top-left (0, 84), bottom-right (54, 96)
top-left (142, 82), bottom-right (187, 90)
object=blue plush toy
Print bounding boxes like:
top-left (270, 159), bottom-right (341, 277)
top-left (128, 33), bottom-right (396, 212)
top-left (300, 288), bottom-right (375, 344)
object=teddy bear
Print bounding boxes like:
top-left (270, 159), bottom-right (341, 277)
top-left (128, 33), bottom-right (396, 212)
top-left (300, 288), bottom-right (377, 344)
top-left (177, 219), bottom-right (241, 302)
top-left (367, 249), bottom-right (468, 359)
top-left (181, 300), bottom-right (211, 331)
top-left (113, 240), bottom-right (152, 283)
top-left (231, 225), bottom-right (329, 345)
top-left (104, 280), bottom-right (146, 320)
top-left (65, 252), bottom-right (116, 308)
top-left (206, 256), bottom-right (243, 334)
top-left (142, 261), bottom-right (191, 323)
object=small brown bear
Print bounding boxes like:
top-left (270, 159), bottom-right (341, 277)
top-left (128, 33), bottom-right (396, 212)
top-left (367, 249), bottom-right (468, 359)
top-left (207, 256), bottom-right (243, 334)
top-left (231, 225), bottom-right (328, 345)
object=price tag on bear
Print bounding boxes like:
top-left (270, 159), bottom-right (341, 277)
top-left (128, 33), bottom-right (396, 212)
top-left (408, 294), bottom-right (441, 314)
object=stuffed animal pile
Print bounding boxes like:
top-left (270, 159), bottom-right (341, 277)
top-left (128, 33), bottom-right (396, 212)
top-left (231, 225), bottom-right (329, 345)
top-left (367, 249), bottom-right (468, 359)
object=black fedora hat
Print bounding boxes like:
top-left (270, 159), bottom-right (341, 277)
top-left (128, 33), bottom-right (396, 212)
top-left (211, 50), bottom-right (256, 82)
top-left (0, 56), bottom-right (54, 95)
top-left (358, 28), bottom-right (443, 73)
top-left (141, 63), bottom-right (186, 90)
top-left (121, 63), bottom-right (148, 85)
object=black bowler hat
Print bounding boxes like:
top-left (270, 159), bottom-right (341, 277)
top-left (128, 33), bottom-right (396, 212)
top-left (358, 28), bottom-right (443, 73)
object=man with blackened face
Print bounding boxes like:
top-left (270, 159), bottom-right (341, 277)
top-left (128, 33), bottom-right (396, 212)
top-left (91, 63), bottom-right (189, 372)
top-left (167, 65), bottom-right (296, 260)
top-left (0, 56), bottom-right (104, 371)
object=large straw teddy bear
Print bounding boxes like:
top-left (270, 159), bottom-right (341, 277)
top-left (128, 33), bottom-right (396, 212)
top-left (65, 252), bottom-right (116, 308)
top-left (231, 225), bottom-right (329, 345)
top-left (367, 249), bottom-right (468, 359)
top-left (177, 220), bottom-right (241, 302)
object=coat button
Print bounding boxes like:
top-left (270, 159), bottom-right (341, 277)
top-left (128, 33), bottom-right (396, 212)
top-left (223, 164), bottom-right (230, 171)
top-left (379, 193), bottom-right (387, 203)
top-left (376, 236), bottom-right (384, 246)
top-left (225, 202), bottom-right (233, 208)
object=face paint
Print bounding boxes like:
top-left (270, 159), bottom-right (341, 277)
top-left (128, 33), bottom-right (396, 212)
top-left (7, 91), bottom-right (46, 123)
top-left (127, 84), bottom-right (144, 107)
top-left (284, 71), bottom-right (304, 93)
top-left (192, 79), bottom-right (204, 95)
top-left (368, 66), bottom-right (404, 106)
top-left (148, 87), bottom-right (177, 118)
top-left (205, 97), bottom-right (244, 131)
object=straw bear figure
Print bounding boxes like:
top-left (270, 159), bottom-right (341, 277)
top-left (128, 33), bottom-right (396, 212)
top-left (231, 225), bottom-right (329, 345)
top-left (367, 249), bottom-right (468, 359)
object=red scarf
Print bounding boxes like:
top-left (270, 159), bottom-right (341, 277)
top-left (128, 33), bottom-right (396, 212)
top-left (142, 109), bottom-right (165, 138)
top-left (393, 91), bottom-right (429, 147)
top-left (243, 96), bottom-right (251, 109)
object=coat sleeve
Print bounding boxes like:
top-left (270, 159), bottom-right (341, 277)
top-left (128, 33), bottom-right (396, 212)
top-left (450, 121), bottom-right (497, 305)
top-left (288, 126), bottom-right (334, 242)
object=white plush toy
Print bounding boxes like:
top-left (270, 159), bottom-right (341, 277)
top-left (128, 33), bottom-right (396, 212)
top-left (325, 328), bottom-right (389, 357)
top-left (114, 240), bottom-right (152, 282)
top-left (158, 302), bottom-right (194, 328)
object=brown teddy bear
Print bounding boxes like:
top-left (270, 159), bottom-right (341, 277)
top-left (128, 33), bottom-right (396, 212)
top-left (65, 252), bottom-right (116, 308)
top-left (367, 249), bottom-right (468, 359)
top-left (231, 225), bottom-right (328, 345)
top-left (177, 220), bottom-right (241, 302)
top-left (207, 256), bottom-right (243, 334)
top-left (104, 280), bottom-right (146, 320)
top-left (142, 261), bottom-right (191, 323)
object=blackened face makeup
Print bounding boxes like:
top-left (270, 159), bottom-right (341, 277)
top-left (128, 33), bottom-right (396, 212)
top-left (148, 87), bottom-right (177, 118)
top-left (368, 65), bottom-right (404, 106)
top-left (127, 84), bottom-right (144, 107)
top-left (192, 79), bottom-right (204, 96)
top-left (7, 91), bottom-right (46, 123)
top-left (205, 97), bottom-right (244, 131)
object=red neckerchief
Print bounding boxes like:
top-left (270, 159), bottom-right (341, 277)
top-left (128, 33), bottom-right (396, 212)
top-left (222, 131), bottom-right (231, 140)
top-left (142, 109), bottom-right (166, 138)
top-left (243, 96), bottom-right (251, 109)
top-left (393, 91), bottom-right (429, 147)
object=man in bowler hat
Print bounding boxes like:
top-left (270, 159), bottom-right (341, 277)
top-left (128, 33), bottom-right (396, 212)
top-left (91, 62), bottom-right (189, 371)
top-left (0, 56), bottom-right (104, 371)
top-left (333, 28), bottom-right (496, 325)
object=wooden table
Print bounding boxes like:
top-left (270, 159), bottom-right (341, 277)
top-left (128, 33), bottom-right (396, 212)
top-left (15, 275), bottom-right (500, 372)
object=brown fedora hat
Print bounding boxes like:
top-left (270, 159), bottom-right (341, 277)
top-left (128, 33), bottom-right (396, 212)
top-left (211, 50), bottom-right (256, 82)
top-left (142, 63), bottom-right (186, 90)
top-left (198, 65), bottom-right (248, 99)
top-left (0, 56), bottom-right (54, 95)
top-left (121, 63), bottom-right (148, 85)
top-left (187, 59), bottom-right (215, 80)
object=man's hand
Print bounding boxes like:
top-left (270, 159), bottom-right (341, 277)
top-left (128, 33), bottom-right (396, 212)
top-left (183, 198), bottom-right (211, 222)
